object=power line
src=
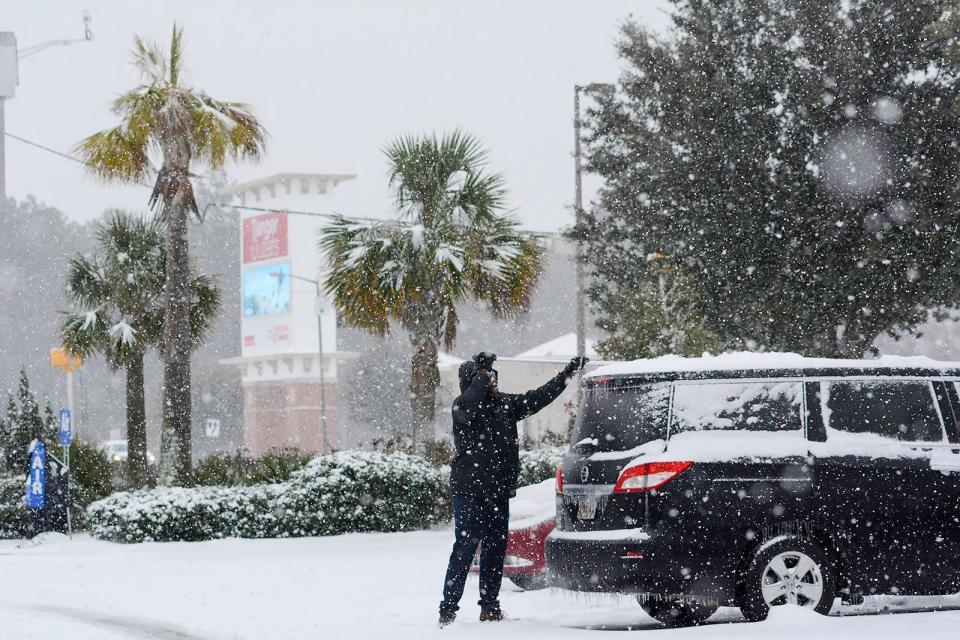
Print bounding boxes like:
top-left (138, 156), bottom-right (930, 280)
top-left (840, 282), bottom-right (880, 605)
top-left (6, 131), bottom-right (88, 166)
top-left (6, 131), bottom-right (152, 188)
top-left (7, 130), bottom-right (554, 235)
top-left (213, 202), bottom-right (384, 223)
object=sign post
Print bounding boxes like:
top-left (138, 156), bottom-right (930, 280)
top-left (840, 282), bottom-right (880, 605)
top-left (58, 409), bottom-right (73, 538)
top-left (51, 349), bottom-right (80, 539)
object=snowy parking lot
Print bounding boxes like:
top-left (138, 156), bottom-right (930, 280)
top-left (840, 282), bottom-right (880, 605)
top-left (3, 530), bottom-right (960, 639)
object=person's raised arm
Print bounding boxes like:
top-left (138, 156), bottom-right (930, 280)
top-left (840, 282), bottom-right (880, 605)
top-left (452, 369), bottom-right (490, 423)
top-left (509, 357), bottom-right (589, 421)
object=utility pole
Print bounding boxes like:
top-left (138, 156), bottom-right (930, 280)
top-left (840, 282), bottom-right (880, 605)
top-left (573, 83), bottom-right (614, 360)
top-left (0, 32), bottom-right (18, 201)
top-left (0, 14), bottom-right (93, 201)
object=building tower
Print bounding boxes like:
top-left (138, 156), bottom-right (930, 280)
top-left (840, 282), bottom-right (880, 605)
top-left (222, 173), bottom-right (356, 455)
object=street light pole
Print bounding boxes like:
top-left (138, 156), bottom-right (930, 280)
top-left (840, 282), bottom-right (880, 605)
top-left (313, 278), bottom-right (328, 453)
top-left (272, 270), bottom-right (329, 453)
top-left (573, 83), bottom-right (615, 360)
top-left (573, 86), bottom-right (585, 361)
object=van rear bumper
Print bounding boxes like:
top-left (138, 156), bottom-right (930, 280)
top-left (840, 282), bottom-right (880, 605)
top-left (545, 528), bottom-right (733, 603)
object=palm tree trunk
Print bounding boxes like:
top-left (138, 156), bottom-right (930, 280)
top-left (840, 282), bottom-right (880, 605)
top-left (409, 334), bottom-right (439, 454)
top-left (161, 198), bottom-right (193, 485)
top-left (126, 353), bottom-right (148, 489)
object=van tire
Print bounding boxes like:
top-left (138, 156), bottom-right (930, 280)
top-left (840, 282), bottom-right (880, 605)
top-left (637, 596), bottom-right (718, 627)
top-left (736, 536), bottom-right (836, 622)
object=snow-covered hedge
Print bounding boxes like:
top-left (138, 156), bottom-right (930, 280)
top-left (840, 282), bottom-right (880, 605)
top-left (86, 451), bottom-right (448, 543)
top-left (274, 451), bottom-right (448, 536)
top-left (0, 476), bottom-right (28, 539)
top-left (517, 447), bottom-right (564, 488)
top-left (86, 484), bottom-right (283, 543)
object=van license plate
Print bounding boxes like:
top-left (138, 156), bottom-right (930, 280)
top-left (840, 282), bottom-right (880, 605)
top-left (577, 500), bottom-right (597, 520)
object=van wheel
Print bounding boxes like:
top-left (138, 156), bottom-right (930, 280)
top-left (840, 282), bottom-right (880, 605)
top-left (737, 536), bottom-right (836, 622)
top-left (637, 596), bottom-right (718, 627)
top-left (508, 572), bottom-right (548, 591)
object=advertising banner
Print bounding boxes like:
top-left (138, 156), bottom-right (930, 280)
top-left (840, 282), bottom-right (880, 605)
top-left (243, 262), bottom-right (291, 317)
top-left (25, 440), bottom-right (45, 509)
top-left (243, 212), bottom-right (288, 264)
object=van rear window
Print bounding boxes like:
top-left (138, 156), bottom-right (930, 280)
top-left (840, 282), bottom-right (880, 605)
top-left (670, 381), bottom-right (803, 434)
top-left (572, 383), bottom-right (670, 452)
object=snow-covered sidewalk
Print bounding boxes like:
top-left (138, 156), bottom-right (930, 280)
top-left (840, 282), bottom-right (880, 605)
top-left (2, 530), bottom-right (960, 639)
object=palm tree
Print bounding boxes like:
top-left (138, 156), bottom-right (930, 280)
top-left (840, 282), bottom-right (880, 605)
top-left (321, 132), bottom-right (544, 450)
top-left (75, 25), bottom-right (266, 484)
top-left (62, 212), bottom-right (220, 488)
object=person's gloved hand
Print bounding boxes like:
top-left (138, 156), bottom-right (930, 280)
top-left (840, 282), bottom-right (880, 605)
top-left (563, 356), bottom-right (590, 377)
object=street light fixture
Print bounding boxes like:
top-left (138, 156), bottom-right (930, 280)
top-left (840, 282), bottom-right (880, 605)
top-left (573, 82), bottom-right (615, 360)
top-left (271, 270), bottom-right (330, 453)
top-left (0, 13), bottom-right (94, 199)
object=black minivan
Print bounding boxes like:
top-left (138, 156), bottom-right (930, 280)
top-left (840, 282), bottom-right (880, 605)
top-left (546, 353), bottom-right (960, 626)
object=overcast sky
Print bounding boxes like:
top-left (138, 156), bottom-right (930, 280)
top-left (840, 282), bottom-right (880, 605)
top-left (2, 1), bottom-right (671, 232)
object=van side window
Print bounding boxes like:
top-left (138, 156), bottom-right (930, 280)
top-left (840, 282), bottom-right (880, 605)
top-left (822, 380), bottom-right (944, 443)
top-left (670, 381), bottom-right (803, 433)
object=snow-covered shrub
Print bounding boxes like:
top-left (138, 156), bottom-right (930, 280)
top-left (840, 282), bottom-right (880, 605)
top-left (0, 476), bottom-right (28, 539)
top-left (86, 484), bottom-right (284, 543)
top-left (275, 451), bottom-right (448, 536)
top-left (517, 447), bottom-right (564, 488)
top-left (85, 451), bottom-right (448, 542)
top-left (194, 449), bottom-right (311, 487)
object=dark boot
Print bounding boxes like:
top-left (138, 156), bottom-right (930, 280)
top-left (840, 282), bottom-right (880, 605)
top-left (438, 610), bottom-right (456, 628)
top-left (479, 606), bottom-right (506, 622)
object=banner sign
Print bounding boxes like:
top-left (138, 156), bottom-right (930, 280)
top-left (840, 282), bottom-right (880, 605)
top-left (25, 440), bottom-right (45, 509)
top-left (243, 262), bottom-right (291, 317)
top-left (243, 212), bottom-right (288, 264)
top-left (59, 408), bottom-right (72, 445)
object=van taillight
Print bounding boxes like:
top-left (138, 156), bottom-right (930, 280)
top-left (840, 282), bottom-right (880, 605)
top-left (555, 467), bottom-right (564, 494)
top-left (613, 461), bottom-right (692, 493)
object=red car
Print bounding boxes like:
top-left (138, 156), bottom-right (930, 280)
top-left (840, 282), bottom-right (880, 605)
top-left (471, 478), bottom-right (555, 590)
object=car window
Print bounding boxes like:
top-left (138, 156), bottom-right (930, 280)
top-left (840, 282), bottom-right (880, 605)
top-left (822, 380), bottom-right (944, 443)
top-left (572, 382), bottom-right (670, 452)
top-left (670, 381), bottom-right (803, 434)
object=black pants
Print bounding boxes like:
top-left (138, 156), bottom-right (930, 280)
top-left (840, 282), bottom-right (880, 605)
top-left (439, 494), bottom-right (509, 615)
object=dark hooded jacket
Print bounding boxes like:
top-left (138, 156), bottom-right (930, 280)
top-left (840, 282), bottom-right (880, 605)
top-left (449, 363), bottom-right (570, 499)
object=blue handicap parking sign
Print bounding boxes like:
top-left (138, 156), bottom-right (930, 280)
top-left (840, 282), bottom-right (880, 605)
top-left (25, 441), bottom-right (46, 510)
top-left (59, 408), bottom-right (72, 445)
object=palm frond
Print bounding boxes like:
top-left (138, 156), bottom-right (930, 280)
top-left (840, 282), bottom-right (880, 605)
top-left (65, 254), bottom-right (110, 308)
top-left (465, 220), bottom-right (545, 316)
top-left (111, 87), bottom-right (162, 151)
top-left (130, 35), bottom-right (168, 85)
top-left (320, 216), bottom-right (405, 333)
top-left (74, 127), bottom-right (151, 184)
top-left (169, 24), bottom-right (184, 86)
top-left (187, 273), bottom-right (222, 347)
top-left (384, 130), bottom-right (505, 229)
top-left (191, 95), bottom-right (268, 167)
top-left (61, 310), bottom-right (120, 369)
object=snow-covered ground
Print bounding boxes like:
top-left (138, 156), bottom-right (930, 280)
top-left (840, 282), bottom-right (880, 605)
top-left (3, 530), bottom-right (960, 639)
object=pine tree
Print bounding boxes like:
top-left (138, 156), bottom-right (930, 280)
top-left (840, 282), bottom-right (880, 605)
top-left (583, 0), bottom-right (960, 357)
top-left (592, 254), bottom-right (723, 359)
top-left (0, 370), bottom-right (57, 475)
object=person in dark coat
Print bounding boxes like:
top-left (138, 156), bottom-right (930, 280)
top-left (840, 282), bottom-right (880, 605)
top-left (438, 351), bottom-right (588, 626)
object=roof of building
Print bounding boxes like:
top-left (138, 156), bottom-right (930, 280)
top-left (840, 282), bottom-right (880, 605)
top-left (512, 332), bottom-right (598, 361)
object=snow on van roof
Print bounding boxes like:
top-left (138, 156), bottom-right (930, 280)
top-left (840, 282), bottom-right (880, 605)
top-left (586, 351), bottom-right (960, 378)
